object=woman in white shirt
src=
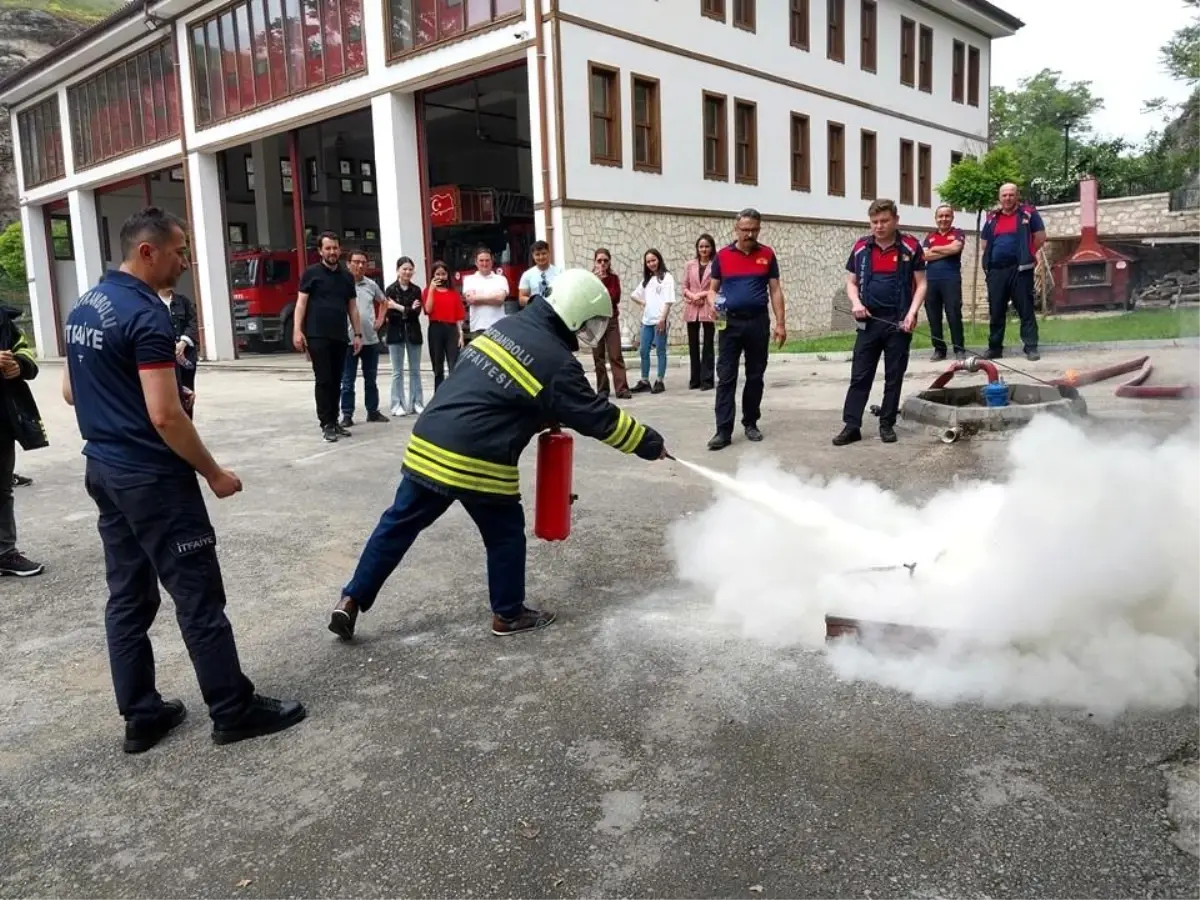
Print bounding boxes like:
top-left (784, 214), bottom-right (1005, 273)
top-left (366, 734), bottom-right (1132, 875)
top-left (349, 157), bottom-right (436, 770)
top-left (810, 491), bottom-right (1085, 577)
top-left (629, 249), bottom-right (676, 394)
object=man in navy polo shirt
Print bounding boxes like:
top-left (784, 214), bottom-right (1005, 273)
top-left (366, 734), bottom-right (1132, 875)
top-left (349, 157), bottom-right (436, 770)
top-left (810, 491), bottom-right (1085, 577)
top-left (705, 208), bottom-right (787, 451)
top-left (980, 182), bottom-right (1045, 361)
top-left (834, 198), bottom-right (927, 446)
top-left (62, 207), bottom-right (305, 754)
top-left (922, 204), bottom-right (967, 361)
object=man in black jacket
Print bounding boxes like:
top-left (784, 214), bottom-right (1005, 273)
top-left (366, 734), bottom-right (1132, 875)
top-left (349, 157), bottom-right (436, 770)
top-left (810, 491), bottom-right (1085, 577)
top-left (161, 286), bottom-right (199, 391)
top-left (329, 268), bottom-right (669, 641)
top-left (0, 304), bottom-right (46, 577)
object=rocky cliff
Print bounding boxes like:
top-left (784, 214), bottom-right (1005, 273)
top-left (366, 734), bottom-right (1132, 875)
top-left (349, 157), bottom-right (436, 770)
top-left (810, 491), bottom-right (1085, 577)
top-left (0, 7), bottom-right (108, 226)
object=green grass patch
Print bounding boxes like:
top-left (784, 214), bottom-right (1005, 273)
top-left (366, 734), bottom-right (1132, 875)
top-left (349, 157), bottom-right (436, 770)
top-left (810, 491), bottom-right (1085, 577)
top-left (773, 308), bottom-right (1200, 354)
top-left (0, 0), bottom-right (123, 24)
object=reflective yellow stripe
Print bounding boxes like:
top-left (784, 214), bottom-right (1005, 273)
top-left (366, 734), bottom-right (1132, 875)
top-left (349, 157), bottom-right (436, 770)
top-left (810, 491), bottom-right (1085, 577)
top-left (603, 409), bottom-right (646, 454)
top-left (470, 336), bottom-right (543, 397)
top-left (403, 447), bottom-right (520, 496)
top-left (408, 435), bottom-right (519, 481)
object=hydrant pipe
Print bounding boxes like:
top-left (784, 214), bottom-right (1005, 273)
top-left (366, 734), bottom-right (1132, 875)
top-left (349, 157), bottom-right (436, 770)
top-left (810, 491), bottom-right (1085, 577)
top-left (928, 358), bottom-right (1000, 390)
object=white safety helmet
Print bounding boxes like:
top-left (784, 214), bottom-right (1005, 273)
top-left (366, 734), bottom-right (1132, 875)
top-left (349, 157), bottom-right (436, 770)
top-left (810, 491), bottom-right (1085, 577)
top-left (542, 267), bottom-right (612, 348)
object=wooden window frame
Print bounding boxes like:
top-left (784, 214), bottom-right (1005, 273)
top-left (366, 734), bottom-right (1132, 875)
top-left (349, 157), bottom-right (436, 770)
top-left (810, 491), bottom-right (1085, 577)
top-left (827, 120), bottom-right (845, 197)
top-left (859, 0), bottom-right (876, 73)
top-left (49, 214), bottom-right (74, 260)
top-left (917, 143), bottom-right (932, 207)
top-left (952, 40), bottom-right (965, 104)
top-left (732, 0), bottom-right (755, 32)
top-left (899, 17), bottom-right (915, 87)
top-left (734, 98), bottom-right (758, 186)
top-left (701, 0), bottom-right (726, 22)
top-left (967, 45), bottom-right (981, 106)
top-left (790, 0), bottom-right (809, 50)
top-left (385, 0), bottom-right (524, 63)
top-left (16, 96), bottom-right (65, 189)
top-left (702, 91), bottom-right (729, 181)
top-left (790, 112), bottom-right (811, 192)
top-left (588, 62), bottom-right (622, 168)
top-left (630, 73), bottom-right (662, 174)
top-left (826, 0), bottom-right (845, 63)
top-left (860, 128), bottom-right (876, 200)
top-left (918, 24), bottom-right (933, 94)
top-left (899, 139), bottom-right (914, 206)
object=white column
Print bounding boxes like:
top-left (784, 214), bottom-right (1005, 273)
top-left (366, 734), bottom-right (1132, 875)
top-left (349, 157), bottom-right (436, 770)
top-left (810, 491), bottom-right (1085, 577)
top-left (525, 43), bottom-right (564, 263)
top-left (371, 91), bottom-right (426, 280)
top-left (19, 204), bottom-right (59, 359)
top-left (57, 88), bottom-right (75, 175)
top-left (187, 151), bottom-right (236, 361)
top-left (250, 135), bottom-right (287, 247)
top-left (67, 188), bottom-right (104, 293)
top-left (362, 0), bottom-right (388, 76)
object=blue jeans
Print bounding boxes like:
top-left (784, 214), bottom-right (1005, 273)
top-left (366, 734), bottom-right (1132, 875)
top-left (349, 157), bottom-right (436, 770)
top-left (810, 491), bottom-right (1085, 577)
top-left (639, 323), bottom-right (667, 381)
top-left (344, 476), bottom-right (526, 619)
top-left (340, 343), bottom-right (380, 416)
top-left (388, 342), bottom-right (425, 411)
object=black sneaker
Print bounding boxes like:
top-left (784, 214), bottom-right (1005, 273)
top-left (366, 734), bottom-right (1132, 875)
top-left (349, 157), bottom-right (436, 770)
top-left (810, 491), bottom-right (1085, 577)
top-left (124, 699), bottom-right (187, 754)
top-left (879, 423), bottom-right (898, 443)
top-left (700, 382), bottom-right (714, 391)
top-left (367, 410), bottom-right (389, 423)
top-left (651, 380), bottom-right (665, 394)
top-left (0, 550), bottom-right (44, 577)
top-left (328, 598), bottom-right (358, 641)
top-left (930, 351), bottom-right (947, 362)
top-left (335, 423), bottom-right (353, 437)
top-left (211, 695), bottom-right (307, 745)
top-left (983, 348), bottom-right (1003, 360)
top-left (340, 414), bottom-right (354, 428)
top-left (631, 380), bottom-right (651, 393)
top-left (832, 426), bottom-right (862, 446)
top-left (954, 351), bottom-right (968, 361)
top-left (12, 473), bottom-right (32, 487)
top-left (491, 606), bottom-right (556, 636)
top-left (744, 425), bottom-right (764, 442)
top-left (322, 425), bottom-right (339, 443)
top-left (615, 389), bottom-right (633, 399)
top-left (707, 431), bottom-right (732, 451)
top-left (1025, 349), bottom-right (1041, 362)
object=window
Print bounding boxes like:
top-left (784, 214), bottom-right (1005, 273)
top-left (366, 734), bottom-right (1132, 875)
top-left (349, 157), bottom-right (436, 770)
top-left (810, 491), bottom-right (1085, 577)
top-left (68, 41), bottom-right (180, 170)
top-left (733, 0), bottom-right (754, 31)
top-left (734, 99), bottom-right (757, 184)
top-left (190, 0), bottom-right (366, 127)
top-left (701, 0), bottom-right (725, 21)
top-left (967, 45), bottom-right (980, 106)
top-left (826, 0), bottom-right (844, 62)
top-left (860, 129), bottom-right (876, 200)
top-left (950, 150), bottom-right (963, 167)
top-left (952, 40), bottom-right (965, 103)
top-left (899, 139), bottom-right (914, 205)
top-left (860, 0), bottom-right (876, 72)
top-left (16, 96), bottom-right (65, 188)
top-left (703, 91), bottom-right (728, 180)
top-left (589, 64), bottom-right (621, 166)
top-left (388, 0), bottom-right (521, 59)
top-left (827, 121), bottom-right (845, 197)
top-left (50, 215), bottom-right (73, 260)
top-left (790, 113), bottom-right (810, 191)
top-left (918, 143), bottom-right (932, 207)
top-left (918, 25), bottom-right (933, 93)
top-left (631, 74), bottom-right (661, 173)
top-left (790, 0), bottom-right (809, 49)
top-left (899, 17), bottom-right (915, 87)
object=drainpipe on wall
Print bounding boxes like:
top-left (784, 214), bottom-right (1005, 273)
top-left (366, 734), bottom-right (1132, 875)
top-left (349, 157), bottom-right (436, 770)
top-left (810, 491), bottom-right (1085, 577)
top-left (532, 0), bottom-right (556, 260)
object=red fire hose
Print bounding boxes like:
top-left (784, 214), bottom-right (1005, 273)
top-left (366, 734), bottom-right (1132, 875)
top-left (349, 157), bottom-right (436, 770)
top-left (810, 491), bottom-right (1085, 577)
top-left (928, 358), bottom-right (1000, 389)
top-left (1049, 356), bottom-right (1196, 399)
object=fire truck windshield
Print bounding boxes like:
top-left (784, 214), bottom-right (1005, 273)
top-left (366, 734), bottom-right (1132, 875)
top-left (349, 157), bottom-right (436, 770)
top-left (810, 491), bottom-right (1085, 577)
top-left (231, 259), bottom-right (258, 288)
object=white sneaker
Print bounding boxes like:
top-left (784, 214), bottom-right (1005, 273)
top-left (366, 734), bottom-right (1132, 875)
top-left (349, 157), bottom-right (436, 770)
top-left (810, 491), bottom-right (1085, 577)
top-left (392, 405), bottom-right (407, 417)
top-left (413, 402), bottom-right (425, 414)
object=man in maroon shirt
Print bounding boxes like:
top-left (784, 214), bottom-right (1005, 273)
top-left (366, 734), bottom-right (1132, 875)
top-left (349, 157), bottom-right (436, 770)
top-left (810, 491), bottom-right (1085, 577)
top-left (590, 248), bottom-right (631, 399)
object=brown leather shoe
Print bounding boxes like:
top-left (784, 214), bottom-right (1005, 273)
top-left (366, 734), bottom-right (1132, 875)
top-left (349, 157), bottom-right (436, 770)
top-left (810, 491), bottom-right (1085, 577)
top-left (328, 597), bottom-right (359, 641)
top-left (491, 606), bottom-right (556, 636)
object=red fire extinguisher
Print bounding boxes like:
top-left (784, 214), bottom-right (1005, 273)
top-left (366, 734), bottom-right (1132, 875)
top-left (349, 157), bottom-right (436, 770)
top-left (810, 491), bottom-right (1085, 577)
top-left (534, 427), bottom-right (577, 542)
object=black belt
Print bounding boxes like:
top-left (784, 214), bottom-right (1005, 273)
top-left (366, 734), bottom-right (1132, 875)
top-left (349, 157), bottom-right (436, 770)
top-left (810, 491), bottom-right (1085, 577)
top-left (725, 308), bottom-right (769, 320)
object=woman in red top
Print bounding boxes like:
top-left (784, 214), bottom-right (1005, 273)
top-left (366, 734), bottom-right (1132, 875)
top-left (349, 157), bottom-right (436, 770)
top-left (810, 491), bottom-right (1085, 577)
top-left (422, 260), bottom-right (465, 390)
top-left (590, 247), bottom-right (631, 398)
top-left (681, 233), bottom-right (717, 390)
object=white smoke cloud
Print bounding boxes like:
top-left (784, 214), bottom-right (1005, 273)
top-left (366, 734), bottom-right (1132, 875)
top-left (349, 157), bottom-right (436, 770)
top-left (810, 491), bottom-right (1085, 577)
top-left (668, 415), bottom-right (1200, 719)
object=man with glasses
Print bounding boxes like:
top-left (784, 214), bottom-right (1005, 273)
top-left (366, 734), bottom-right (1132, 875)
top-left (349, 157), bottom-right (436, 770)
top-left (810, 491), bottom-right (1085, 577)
top-left (518, 241), bottom-right (561, 309)
top-left (339, 249), bottom-right (388, 429)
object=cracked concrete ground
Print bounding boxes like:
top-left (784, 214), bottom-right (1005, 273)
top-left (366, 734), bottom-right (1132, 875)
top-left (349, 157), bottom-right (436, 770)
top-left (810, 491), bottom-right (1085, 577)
top-left (2, 346), bottom-right (1198, 899)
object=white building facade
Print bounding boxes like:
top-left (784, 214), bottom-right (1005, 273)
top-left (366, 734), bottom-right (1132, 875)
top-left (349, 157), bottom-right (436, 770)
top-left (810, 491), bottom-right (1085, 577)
top-left (2, 0), bottom-right (1021, 360)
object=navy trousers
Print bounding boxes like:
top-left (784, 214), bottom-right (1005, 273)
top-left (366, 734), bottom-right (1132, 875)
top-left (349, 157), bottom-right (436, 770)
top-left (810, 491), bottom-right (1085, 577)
top-left (344, 476), bottom-right (526, 619)
top-left (842, 317), bottom-right (913, 428)
top-left (84, 458), bottom-right (255, 726)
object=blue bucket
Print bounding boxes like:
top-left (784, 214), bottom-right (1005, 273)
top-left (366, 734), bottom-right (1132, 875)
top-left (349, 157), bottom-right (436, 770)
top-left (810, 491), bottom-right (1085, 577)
top-left (983, 381), bottom-right (1009, 408)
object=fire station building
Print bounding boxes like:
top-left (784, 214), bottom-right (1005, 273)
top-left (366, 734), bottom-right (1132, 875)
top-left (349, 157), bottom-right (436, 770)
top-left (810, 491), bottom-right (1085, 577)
top-left (1, 0), bottom-right (1021, 360)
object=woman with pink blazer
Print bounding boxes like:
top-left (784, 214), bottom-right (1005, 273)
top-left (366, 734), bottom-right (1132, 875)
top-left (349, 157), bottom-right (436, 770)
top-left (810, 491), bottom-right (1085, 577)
top-left (681, 233), bottom-right (717, 390)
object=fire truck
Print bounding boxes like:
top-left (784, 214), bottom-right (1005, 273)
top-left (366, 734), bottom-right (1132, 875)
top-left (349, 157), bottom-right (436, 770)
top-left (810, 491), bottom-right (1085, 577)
top-left (231, 246), bottom-right (383, 352)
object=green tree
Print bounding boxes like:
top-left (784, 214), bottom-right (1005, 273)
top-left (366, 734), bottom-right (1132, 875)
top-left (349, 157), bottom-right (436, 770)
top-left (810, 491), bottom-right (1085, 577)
top-left (0, 222), bottom-right (26, 284)
top-left (937, 146), bottom-right (1024, 320)
top-left (1161, 0), bottom-right (1200, 85)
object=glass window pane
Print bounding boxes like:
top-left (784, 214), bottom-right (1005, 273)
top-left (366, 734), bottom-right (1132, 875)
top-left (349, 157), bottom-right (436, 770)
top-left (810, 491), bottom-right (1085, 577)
top-left (439, 0), bottom-right (463, 39)
top-left (414, 0), bottom-right (436, 47)
top-left (235, 4), bottom-right (257, 108)
top-left (125, 59), bottom-right (144, 148)
top-left (148, 42), bottom-right (170, 137)
top-left (162, 42), bottom-right (180, 136)
top-left (282, 0), bottom-right (305, 92)
top-left (302, 0), bottom-right (325, 85)
top-left (494, 0), bottom-right (521, 15)
top-left (206, 20), bottom-right (227, 119)
top-left (249, 0), bottom-right (271, 101)
top-left (590, 117), bottom-right (606, 158)
top-left (341, 0), bottom-right (364, 69)
top-left (191, 26), bottom-right (211, 125)
top-left (590, 74), bottom-right (606, 115)
top-left (634, 84), bottom-right (647, 122)
top-left (388, 0), bottom-right (413, 55)
top-left (322, 0), bottom-right (344, 79)
top-left (465, 0), bottom-right (491, 27)
top-left (219, 13), bottom-right (241, 115)
top-left (266, 0), bottom-right (288, 98)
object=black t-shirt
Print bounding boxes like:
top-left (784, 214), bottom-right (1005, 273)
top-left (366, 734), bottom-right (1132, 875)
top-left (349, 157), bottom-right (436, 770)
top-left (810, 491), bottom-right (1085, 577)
top-left (385, 281), bottom-right (424, 345)
top-left (300, 262), bottom-right (355, 341)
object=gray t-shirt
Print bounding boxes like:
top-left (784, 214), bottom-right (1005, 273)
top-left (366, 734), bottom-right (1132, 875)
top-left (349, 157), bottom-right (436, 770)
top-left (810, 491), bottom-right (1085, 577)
top-left (350, 277), bottom-right (385, 345)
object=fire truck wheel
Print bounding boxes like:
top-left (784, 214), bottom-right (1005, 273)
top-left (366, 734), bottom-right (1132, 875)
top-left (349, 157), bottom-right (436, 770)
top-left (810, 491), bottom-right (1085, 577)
top-left (281, 311), bottom-right (295, 352)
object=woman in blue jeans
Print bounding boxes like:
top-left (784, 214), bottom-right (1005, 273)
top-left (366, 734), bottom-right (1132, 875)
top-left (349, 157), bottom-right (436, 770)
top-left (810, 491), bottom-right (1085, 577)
top-left (383, 257), bottom-right (426, 416)
top-left (628, 249), bottom-right (676, 394)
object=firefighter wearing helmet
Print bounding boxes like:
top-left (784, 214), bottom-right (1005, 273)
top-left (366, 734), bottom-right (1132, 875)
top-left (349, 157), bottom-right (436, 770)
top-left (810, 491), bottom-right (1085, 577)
top-left (329, 266), bottom-right (669, 640)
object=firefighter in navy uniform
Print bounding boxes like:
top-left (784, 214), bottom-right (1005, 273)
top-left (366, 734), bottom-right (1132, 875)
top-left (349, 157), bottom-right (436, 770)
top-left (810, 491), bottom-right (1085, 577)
top-left (330, 268), bottom-right (669, 641)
